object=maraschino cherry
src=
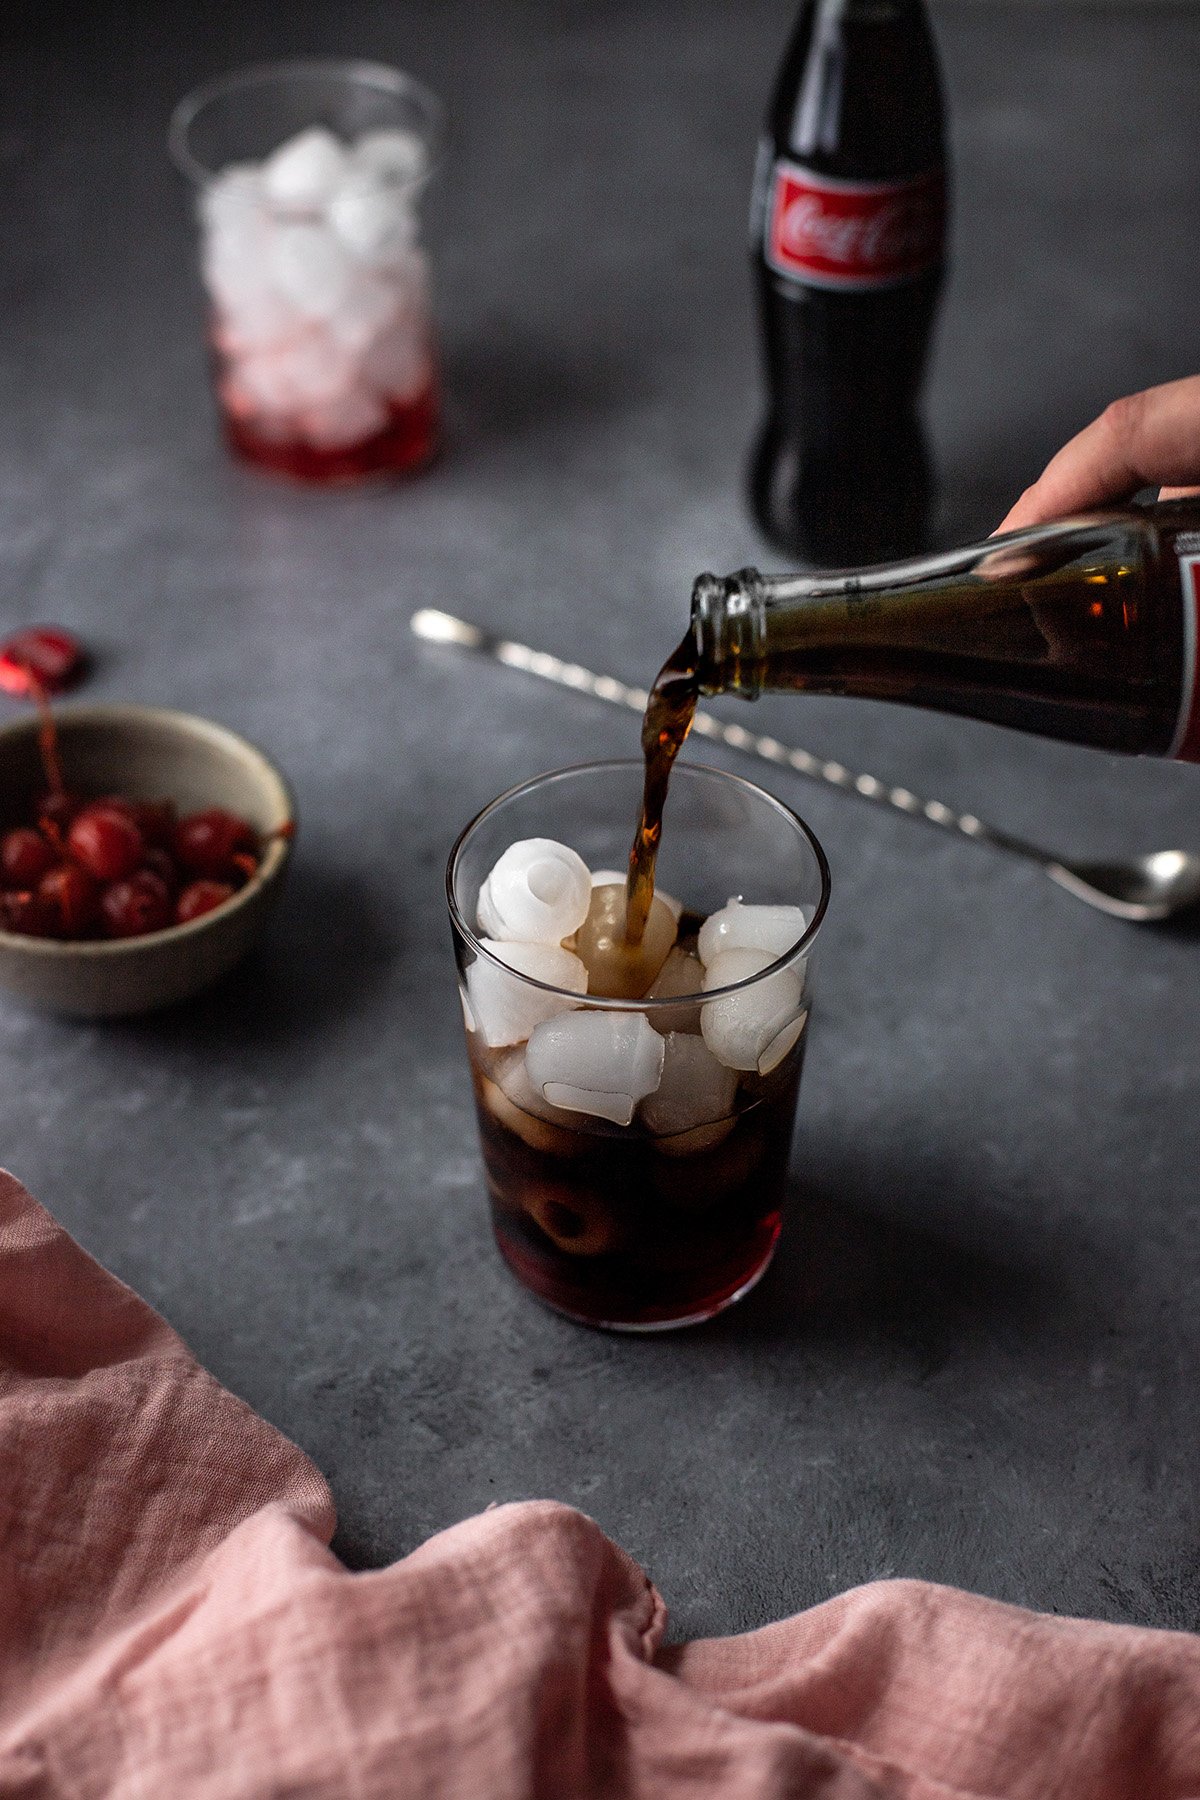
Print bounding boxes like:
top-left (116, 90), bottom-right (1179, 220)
top-left (0, 636), bottom-right (272, 940)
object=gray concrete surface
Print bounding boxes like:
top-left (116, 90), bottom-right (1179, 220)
top-left (2, 0), bottom-right (1200, 1641)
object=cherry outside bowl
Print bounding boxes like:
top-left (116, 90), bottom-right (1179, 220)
top-left (0, 704), bottom-right (294, 1017)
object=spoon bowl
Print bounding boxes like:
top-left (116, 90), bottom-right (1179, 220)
top-left (1045, 849), bottom-right (1200, 922)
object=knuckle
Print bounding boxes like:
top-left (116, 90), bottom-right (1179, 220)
top-left (1098, 390), bottom-right (1145, 451)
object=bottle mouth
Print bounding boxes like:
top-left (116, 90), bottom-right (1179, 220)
top-left (690, 569), bottom-right (767, 699)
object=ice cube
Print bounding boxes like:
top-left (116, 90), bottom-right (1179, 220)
top-left (231, 329), bottom-right (355, 418)
top-left (476, 880), bottom-right (504, 939)
top-left (697, 899), bottom-right (808, 967)
top-left (653, 1120), bottom-right (767, 1211)
top-left (514, 1176), bottom-right (618, 1256)
top-left (200, 164), bottom-right (268, 241)
top-left (269, 221), bottom-right (355, 320)
top-left (229, 348), bottom-right (299, 419)
top-left (325, 274), bottom-right (399, 357)
top-left (525, 1010), bottom-right (665, 1127)
top-left (201, 215), bottom-right (278, 318)
top-left (210, 280), bottom-right (296, 354)
top-left (361, 315), bottom-right (432, 402)
top-left (478, 1048), bottom-right (590, 1157)
top-left (329, 176), bottom-right (418, 263)
top-left (478, 839), bottom-right (592, 944)
top-left (285, 330), bottom-right (356, 404)
top-left (639, 1033), bottom-right (738, 1155)
top-left (301, 387), bottom-right (388, 450)
top-left (645, 947), bottom-right (705, 1036)
top-left (590, 869), bottom-right (682, 923)
top-left (466, 940), bottom-right (588, 1048)
top-left (381, 247), bottom-right (431, 300)
top-left (217, 379), bottom-right (294, 441)
top-left (574, 883), bottom-right (677, 1000)
top-left (262, 127), bottom-right (348, 210)
top-left (701, 948), bottom-right (805, 1074)
top-left (352, 127), bottom-right (428, 188)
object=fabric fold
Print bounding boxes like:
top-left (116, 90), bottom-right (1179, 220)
top-left (1, 1168), bottom-right (1198, 1799)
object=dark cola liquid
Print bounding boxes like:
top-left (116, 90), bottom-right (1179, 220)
top-left (471, 916), bottom-right (804, 1329)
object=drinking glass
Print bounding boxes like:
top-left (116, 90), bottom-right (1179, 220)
top-left (170, 58), bottom-right (443, 481)
top-left (447, 760), bottom-right (830, 1331)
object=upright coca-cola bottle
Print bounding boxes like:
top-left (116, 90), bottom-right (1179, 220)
top-left (749, 0), bottom-right (948, 567)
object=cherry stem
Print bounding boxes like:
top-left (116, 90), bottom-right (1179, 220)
top-left (23, 666), bottom-right (65, 799)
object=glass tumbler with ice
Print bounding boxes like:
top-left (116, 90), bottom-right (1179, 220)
top-left (170, 59), bottom-right (443, 481)
top-left (447, 761), bottom-right (830, 1331)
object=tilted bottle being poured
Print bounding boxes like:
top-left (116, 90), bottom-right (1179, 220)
top-left (622, 499), bottom-right (1200, 943)
top-left (683, 498), bottom-right (1200, 759)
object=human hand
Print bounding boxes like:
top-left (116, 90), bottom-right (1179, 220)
top-left (995, 374), bottom-right (1200, 533)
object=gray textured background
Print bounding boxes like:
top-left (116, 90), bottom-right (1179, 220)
top-left (2, 0), bottom-right (1199, 1641)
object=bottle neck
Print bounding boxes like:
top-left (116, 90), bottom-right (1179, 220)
top-left (802, 0), bottom-right (927, 23)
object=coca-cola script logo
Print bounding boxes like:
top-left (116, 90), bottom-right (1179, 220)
top-left (765, 163), bottom-right (944, 289)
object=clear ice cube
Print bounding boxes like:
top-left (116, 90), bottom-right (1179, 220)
top-left (466, 940), bottom-right (588, 1048)
top-left (301, 387), bottom-right (388, 450)
top-left (477, 839), bottom-right (592, 944)
top-left (589, 870), bottom-right (682, 922)
top-left (574, 883), bottom-right (677, 1000)
top-left (262, 127), bottom-right (348, 210)
top-left (325, 274), bottom-right (399, 357)
top-left (227, 329), bottom-right (357, 426)
top-left (361, 315), bottom-right (431, 402)
top-left (479, 1049), bottom-right (589, 1157)
top-left (639, 1032), bottom-right (738, 1154)
top-left (209, 278), bottom-right (295, 354)
top-left (525, 1010), bottom-right (665, 1126)
top-left (645, 947), bottom-right (705, 1035)
top-left (329, 177), bottom-right (418, 263)
top-left (269, 221), bottom-right (356, 320)
top-left (701, 948), bottom-right (805, 1074)
top-left (201, 214), bottom-right (277, 319)
top-left (697, 899), bottom-right (808, 967)
top-left (200, 164), bottom-right (268, 243)
top-left (352, 127), bottom-right (428, 188)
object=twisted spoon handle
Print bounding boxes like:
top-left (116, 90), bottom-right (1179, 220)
top-left (409, 609), bottom-right (1061, 873)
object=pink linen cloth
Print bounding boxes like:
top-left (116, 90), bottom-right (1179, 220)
top-left (2, 1166), bottom-right (1199, 1800)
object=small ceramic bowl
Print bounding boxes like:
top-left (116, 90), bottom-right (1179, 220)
top-left (0, 704), bottom-right (294, 1017)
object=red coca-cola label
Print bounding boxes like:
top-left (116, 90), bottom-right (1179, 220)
top-left (1170, 547), bottom-right (1200, 760)
top-left (764, 161), bottom-right (945, 290)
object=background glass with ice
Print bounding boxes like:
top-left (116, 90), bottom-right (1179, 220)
top-left (447, 761), bottom-right (831, 1330)
top-left (170, 58), bottom-right (443, 480)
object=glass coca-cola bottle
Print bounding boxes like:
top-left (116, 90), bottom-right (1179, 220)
top-left (749, 0), bottom-right (949, 567)
top-left (687, 500), bottom-right (1200, 758)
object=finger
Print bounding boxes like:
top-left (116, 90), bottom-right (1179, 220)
top-left (995, 375), bottom-right (1200, 534)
